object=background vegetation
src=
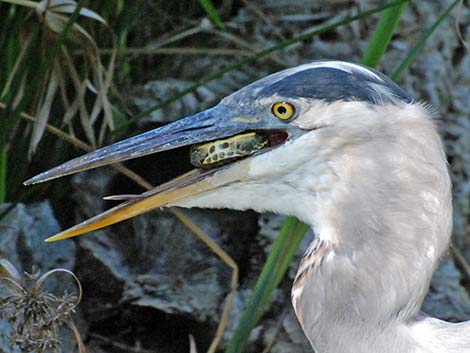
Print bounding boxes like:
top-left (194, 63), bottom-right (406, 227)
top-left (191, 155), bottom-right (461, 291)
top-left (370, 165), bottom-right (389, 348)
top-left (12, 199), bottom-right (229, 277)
top-left (0, 1), bottom-right (468, 352)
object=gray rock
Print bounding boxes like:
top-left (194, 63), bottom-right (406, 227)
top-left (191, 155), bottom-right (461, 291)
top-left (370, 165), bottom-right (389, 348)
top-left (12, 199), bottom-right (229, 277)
top-left (423, 258), bottom-right (470, 321)
top-left (0, 202), bottom-right (76, 291)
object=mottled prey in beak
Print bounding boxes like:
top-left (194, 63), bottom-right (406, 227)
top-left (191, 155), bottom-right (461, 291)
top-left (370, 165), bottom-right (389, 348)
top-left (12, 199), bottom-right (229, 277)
top-left (24, 103), bottom-right (294, 242)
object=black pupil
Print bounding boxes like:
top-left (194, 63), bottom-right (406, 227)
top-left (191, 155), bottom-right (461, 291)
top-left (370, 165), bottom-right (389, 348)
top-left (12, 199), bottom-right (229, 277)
top-left (277, 106), bottom-right (287, 115)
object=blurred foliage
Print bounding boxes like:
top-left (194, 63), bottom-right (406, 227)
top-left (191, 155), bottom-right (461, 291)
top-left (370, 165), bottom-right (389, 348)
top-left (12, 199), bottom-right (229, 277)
top-left (0, 0), bottom-right (115, 203)
top-left (198, 0), bottom-right (225, 30)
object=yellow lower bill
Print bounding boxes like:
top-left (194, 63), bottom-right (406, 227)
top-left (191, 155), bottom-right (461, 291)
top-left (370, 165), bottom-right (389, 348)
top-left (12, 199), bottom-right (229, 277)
top-left (45, 160), bottom-right (250, 242)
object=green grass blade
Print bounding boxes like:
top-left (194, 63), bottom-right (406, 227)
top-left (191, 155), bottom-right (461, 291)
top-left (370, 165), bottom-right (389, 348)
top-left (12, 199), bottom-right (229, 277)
top-left (198, 0), bottom-right (225, 30)
top-left (362, 0), bottom-right (408, 68)
top-left (391, 0), bottom-right (462, 80)
top-left (0, 144), bottom-right (7, 203)
top-left (226, 217), bottom-right (308, 353)
top-left (118, 0), bottom-right (409, 133)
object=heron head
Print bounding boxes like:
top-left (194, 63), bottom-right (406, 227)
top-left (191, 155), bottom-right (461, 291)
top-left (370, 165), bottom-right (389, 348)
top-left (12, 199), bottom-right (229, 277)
top-left (25, 61), bottom-right (415, 242)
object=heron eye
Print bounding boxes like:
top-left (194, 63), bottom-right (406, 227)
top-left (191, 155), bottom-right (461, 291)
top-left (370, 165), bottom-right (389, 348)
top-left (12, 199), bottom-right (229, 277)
top-left (272, 102), bottom-right (295, 120)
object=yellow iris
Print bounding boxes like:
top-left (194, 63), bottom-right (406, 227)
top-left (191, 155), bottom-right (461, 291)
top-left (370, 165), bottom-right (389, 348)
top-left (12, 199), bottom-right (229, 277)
top-left (272, 102), bottom-right (296, 120)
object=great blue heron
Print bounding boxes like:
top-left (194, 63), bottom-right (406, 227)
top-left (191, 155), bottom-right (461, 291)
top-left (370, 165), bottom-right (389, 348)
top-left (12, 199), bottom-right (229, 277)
top-left (25, 61), bottom-right (470, 353)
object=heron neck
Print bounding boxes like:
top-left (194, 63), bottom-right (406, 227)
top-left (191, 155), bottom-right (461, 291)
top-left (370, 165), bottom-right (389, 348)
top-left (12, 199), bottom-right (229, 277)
top-left (293, 128), bottom-right (452, 353)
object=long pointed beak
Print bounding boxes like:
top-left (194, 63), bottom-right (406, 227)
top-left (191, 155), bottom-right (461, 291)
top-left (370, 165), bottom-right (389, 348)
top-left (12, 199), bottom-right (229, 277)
top-left (44, 159), bottom-right (250, 242)
top-left (24, 106), bottom-right (256, 186)
top-left (25, 104), bottom-right (286, 241)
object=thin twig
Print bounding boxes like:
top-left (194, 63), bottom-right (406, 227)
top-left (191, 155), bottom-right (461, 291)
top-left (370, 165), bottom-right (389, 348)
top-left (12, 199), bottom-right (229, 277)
top-left (74, 47), bottom-right (253, 57)
top-left (151, 23), bottom-right (206, 49)
top-left (90, 333), bottom-right (155, 353)
top-left (208, 28), bottom-right (286, 67)
top-left (68, 320), bottom-right (87, 353)
top-left (454, 0), bottom-right (469, 51)
top-left (241, 0), bottom-right (287, 42)
top-left (261, 308), bottom-right (289, 353)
